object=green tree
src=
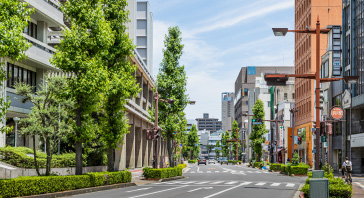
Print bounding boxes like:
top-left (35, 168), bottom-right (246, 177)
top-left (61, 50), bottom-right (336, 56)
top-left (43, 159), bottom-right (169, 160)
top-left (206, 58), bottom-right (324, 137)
top-left (215, 141), bottom-right (221, 158)
top-left (15, 76), bottom-right (73, 176)
top-left (0, 0), bottom-right (33, 134)
top-left (231, 120), bottom-right (241, 160)
top-left (156, 26), bottom-right (189, 167)
top-left (249, 99), bottom-right (268, 162)
top-left (187, 124), bottom-right (199, 159)
top-left (51, 0), bottom-right (114, 175)
top-left (221, 131), bottom-right (230, 157)
top-left (99, 0), bottom-right (140, 172)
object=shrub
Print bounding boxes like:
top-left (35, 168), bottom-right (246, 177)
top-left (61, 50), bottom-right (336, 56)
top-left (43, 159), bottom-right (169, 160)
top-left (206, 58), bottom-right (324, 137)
top-left (290, 166), bottom-right (308, 175)
top-left (0, 171), bottom-right (131, 198)
top-left (281, 165), bottom-right (285, 172)
top-left (0, 147), bottom-right (86, 168)
top-left (143, 167), bottom-right (182, 179)
top-left (269, 163), bottom-right (281, 171)
top-left (253, 162), bottom-right (262, 168)
top-left (321, 163), bottom-right (333, 174)
top-left (177, 164), bottom-right (187, 169)
top-left (188, 159), bottom-right (197, 163)
top-left (285, 165), bottom-right (291, 174)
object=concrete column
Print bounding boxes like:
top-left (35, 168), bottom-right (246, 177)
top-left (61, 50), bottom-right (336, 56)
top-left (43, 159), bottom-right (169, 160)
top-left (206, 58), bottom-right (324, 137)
top-left (126, 122), bottom-right (135, 169)
top-left (135, 126), bottom-right (143, 168)
top-left (36, 21), bottom-right (48, 43)
top-left (116, 135), bottom-right (126, 170)
top-left (142, 124), bottom-right (148, 167)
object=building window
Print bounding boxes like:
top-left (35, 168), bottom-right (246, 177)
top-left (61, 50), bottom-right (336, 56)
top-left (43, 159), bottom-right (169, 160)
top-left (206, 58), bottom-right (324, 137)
top-left (268, 102), bottom-right (270, 107)
top-left (244, 88), bottom-right (248, 96)
top-left (24, 22), bottom-right (37, 40)
top-left (7, 63), bottom-right (36, 91)
top-left (246, 101), bottom-right (248, 105)
top-left (284, 93), bottom-right (288, 100)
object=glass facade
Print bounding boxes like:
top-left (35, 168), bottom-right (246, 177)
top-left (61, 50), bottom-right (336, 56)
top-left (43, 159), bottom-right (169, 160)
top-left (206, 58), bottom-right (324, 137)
top-left (7, 63), bottom-right (36, 92)
top-left (353, 0), bottom-right (364, 96)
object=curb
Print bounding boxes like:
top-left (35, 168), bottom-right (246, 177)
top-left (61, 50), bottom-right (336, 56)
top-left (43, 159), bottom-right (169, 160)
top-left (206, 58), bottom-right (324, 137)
top-left (159, 176), bottom-right (185, 182)
top-left (293, 184), bottom-right (304, 198)
top-left (22, 183), bottom-right (136, 198)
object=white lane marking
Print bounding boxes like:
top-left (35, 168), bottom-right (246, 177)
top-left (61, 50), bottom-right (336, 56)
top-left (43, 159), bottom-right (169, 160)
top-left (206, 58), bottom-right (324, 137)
top-left (129, 186), bottom-right (187, 198)
top-left (255, 171), bottom-right (262, 173)
top-left (355, 182), bottom-right (364, 190)
top-left (197, 166), bottom-right (200, 172)
top-left (183, 168), bottom-right (191, 173)
top-left (197, 171), bottom-right (203, 173)
top-left (255, 182), bottom-right (266, 186)
top-left (126, 188), bottom-right (151, 193)
top-left (225, 181), bottom-right (238, 185)
top-left (190, 171), bottom-right (196, 173)
top-left (207, 171), bottom-right (211, 173)
top-left (195, 181), bottom-right (211, 184)
top-left (215, 171), bottom-right (220, 173)
top-left (180, 181), bottom-right (196, 184)
top-left (286, 183), bottom-right (295, 187)
top-left (210, 181), bottom-right (224, 184)
top-left (187, 187), bottom-right (213, 193)
top-left (223, 171), bottom-right (228, 172)
top-left (203, 182), bottom-right (251, 198)
top-left (247, 171), bottom-right (253, 173)
top-left (271, 183), bottom-right (281, 186)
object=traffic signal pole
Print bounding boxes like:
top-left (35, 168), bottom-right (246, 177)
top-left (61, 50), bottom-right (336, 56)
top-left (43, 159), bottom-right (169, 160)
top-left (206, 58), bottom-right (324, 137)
top-left (154, 91), bottom-right (159, 169)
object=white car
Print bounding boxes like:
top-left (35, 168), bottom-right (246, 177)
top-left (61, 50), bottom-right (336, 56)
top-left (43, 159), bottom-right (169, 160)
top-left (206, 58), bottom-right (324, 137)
top-left (208, 159), bottom-right (215, 164)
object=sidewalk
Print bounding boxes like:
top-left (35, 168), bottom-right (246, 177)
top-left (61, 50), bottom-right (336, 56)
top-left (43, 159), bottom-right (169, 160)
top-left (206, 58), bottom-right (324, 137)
top-left (334, 172), bottom-right (364, 197)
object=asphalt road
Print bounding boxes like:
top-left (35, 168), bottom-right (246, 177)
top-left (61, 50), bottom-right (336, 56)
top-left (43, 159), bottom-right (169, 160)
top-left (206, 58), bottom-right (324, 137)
top-left (69, 163), bottom-right (307, 198)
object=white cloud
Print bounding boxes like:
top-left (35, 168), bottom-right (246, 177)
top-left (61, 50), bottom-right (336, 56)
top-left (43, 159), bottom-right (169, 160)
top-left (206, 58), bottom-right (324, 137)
top-left (189, 0), bottom-right (294, 35)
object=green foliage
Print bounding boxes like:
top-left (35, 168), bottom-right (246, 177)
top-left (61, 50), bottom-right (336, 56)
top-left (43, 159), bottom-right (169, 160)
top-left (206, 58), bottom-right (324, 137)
top-left (231, 120), bottom-right (241, 160)
top-left (0, 147), bottom-right (86, 168)
top-left (249, 100), bottom-right (268, 161)
top-left (281, 165), bottom-right (286, 172)
top-left (301, 171), bottom-right (352, 198)
top-left (269, 163), bottom-right (281, 171)
top-left (290, 166), bottom-right (308, 175)
top-left (155, 26), bottom-right (189, 166)
top-left (291, 152), bottom-right (299, 165)
top-left (142, 167), bottom-right (183, 179)
top-left (188, 159), bottom-right (197, 163)
top-left (321, 163), bottom-right (334, 174)
top-left (215, 141), bottom-right (221, 158)
top-left (0, 0), bottom-right (33, 134)
top-left (221, 131), bottom-right (231, 157)
top-left (187, 125), bottom-right (199, 159)
top-left (253, 161), bottom-right (263, 168)
top-left (0, 171), bottom-right (131, 198)
top-left (177, 164), bottom-right (187, 169)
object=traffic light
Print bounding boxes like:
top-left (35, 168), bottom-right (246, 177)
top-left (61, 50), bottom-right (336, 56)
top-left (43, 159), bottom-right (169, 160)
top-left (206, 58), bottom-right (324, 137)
top-left (320, 90), bottom-right (324, 109)
top-left (298, 137), bottom-right (302, 144)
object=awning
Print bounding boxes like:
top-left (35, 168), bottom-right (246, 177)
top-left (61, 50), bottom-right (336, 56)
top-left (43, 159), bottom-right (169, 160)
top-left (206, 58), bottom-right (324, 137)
top-left (274, 148), bottom-right (284, 154)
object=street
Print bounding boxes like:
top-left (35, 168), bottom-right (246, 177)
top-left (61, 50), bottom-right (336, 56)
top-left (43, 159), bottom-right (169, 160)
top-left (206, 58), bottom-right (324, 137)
top-left (69, 164), bottom-right (306, 198)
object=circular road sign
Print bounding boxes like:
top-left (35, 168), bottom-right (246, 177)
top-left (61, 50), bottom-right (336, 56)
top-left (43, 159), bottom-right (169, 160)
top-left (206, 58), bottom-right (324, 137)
top-left (330, 107), bottom-right (344, 120)
top-left (265, 140), bottom-right (269, 145)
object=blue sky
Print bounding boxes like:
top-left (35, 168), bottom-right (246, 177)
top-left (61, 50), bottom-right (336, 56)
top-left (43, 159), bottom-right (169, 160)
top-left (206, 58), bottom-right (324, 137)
top-left (150, 0), bottom-right (295, 121)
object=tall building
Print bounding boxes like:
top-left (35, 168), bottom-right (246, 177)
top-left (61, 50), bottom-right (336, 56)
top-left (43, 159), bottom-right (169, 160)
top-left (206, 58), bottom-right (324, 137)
top-left (342, 0), bottom-right (364, 174)
top-left (221, 92), bottom-right (234, 132)
top-left (234, 66), bottom-right (294, 161)
top-left (127, 0), bottom-right (153, 74)
top-left (294, 0), bottom-right (341, 167)
top-left (196, 113), bottom-right (222, 133)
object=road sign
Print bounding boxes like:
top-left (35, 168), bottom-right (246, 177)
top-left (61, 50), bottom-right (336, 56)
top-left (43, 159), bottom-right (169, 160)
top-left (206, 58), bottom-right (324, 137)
top-left (179, 143), bottom-right (183, 148)
top-left (321, 136), bottom-right (327, 142)
top-left (330, 107), bottom-right (344, 120)
top-left (312, 149), bottom-right (316, 154)
top-left (294, 136), bottom-right (298, 144)
top-left (252, 118), bottom-right (263, 125)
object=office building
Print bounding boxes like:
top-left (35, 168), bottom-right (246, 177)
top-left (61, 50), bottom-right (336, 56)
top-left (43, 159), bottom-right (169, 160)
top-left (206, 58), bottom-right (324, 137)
top-left (294, 0), bottom-right (341, 167)
top-left (196, 113), bottom-right (222, 133)
top-left (221, 92), bottom-right (234, 132)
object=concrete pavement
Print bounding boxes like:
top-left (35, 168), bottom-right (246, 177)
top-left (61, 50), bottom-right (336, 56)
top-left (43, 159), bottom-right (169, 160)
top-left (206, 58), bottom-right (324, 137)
top-left (68, 163), bottom-right (307, 198)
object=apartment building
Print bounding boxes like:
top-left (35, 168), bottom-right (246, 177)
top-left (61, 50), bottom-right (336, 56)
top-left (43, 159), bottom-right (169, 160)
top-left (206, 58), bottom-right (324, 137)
top-left (221, 92), bottom-right (234, 132)
top-left (196, 113), bottom-right (222, 133)
top-left (294, 0), bottom-right (341, 167)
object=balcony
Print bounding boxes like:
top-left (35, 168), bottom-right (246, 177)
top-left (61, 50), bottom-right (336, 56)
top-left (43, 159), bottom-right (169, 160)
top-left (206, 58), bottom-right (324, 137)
top-left (24, 34), bottom-right (57, 70)
top-left (23, 0), bottom-right (64, 27)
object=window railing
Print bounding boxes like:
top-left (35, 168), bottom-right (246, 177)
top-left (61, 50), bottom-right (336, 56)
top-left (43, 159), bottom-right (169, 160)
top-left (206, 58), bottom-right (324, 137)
top-left (24, 34), bottom-right (55, 54)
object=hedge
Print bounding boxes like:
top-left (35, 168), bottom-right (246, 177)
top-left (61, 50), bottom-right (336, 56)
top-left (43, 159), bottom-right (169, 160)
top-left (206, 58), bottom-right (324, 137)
top-left (290, 166), bottom-right (308, 175)
top-left (188, 159), bottom-right (197, 163)
top-left (177, 164), bottom-right (187, 169)
top-left (253, 162), bottom-right (263, 168)
top-left (142, 167), bottom-right (182, 179)
top-left (300, 171), bottom-right (352, 198)
top-left (269, 163), bottom-right (281, 171)
top-left (0, 171), bottom-right (131, 198)
top-left (0, 147), bottom-right (87, 168)
top-left (281, 165), bottom-right (285, 172)
top-left (228, 160), bottom-right (241, 164)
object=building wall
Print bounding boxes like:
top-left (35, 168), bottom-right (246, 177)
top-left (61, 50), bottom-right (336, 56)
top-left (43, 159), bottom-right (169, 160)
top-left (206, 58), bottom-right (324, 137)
top-left (221, 92), bottom-right (234, 132)
top-left (196, 113), bottom-right (222, 133)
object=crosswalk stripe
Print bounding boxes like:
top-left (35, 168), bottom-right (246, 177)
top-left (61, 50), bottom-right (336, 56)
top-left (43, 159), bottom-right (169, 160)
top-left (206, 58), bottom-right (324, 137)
top-left (286, 183), bottom-right (295, 187)
top-left (255, 171), bottom-right (262, 173)
top-left (195, 181), bottom-right (210, 184)
top-left (207, 171), bottom-right (211, 173)
top-left (180, 181), bottom-right (196, 184)
top-left (190, 171), bottom-right (195, 173)
top-left (223, 171), bottom-right (228, 172)
top-left (247, 171), bottom-right (253, 173)
top-left (241, 182), bottom-right (252, 185)
top-left (271, 183), bottom-right (281, 186)
top-left (255, 182), bottom-right (266, 186)
top-left (225, 181), bottom-right (238, 184)
top-left (215, 171), bottom-right (220, 172)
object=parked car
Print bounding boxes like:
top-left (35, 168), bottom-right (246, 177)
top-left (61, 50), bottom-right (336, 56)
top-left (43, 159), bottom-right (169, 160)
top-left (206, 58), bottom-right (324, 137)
top-left (208, 159), bottom-right (215, 164)
top-left (198, 158), bottom-right (207, 165)
top-left (220, 157), bottom-right (228, 165)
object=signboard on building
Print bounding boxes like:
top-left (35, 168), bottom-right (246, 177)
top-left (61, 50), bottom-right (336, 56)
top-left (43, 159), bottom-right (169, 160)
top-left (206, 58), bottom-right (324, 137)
top-left (279, 126), bottom-right (284, 147)
top-left (342, 89), bottom-right (351, 109)
top-left (330, 107), bottom-right (344, 120)
top-left (331, 26), bottom-right (342, 76)
top-left (294, 136), bottom-right (298, 144)
top-left (351, 133), bottom-right (364, 147)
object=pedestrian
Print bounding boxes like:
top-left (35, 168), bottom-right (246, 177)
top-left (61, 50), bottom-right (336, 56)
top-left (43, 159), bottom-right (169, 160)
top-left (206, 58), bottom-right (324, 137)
top-left (287, 157), bottom-right (290, 162)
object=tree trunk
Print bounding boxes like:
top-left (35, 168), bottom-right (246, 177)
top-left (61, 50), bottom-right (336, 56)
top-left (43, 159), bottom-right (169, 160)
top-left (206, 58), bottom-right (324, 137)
top-left (107, 146), bottom-right (115, 172)
top-left (75, 105), bottom-right (83, 175)
top-left (32, 135), bottom-right (40, 176)
top-left (167, 136), bottom-right (173, 167)
top-left (45, 137), bottom-right (52, 176)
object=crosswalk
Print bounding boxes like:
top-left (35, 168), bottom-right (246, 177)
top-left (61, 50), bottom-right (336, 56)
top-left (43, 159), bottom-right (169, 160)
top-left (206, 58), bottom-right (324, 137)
top-left (187, 170), bottom-right (269, 174)
top-left (154, 180), bottom-right (297, 188)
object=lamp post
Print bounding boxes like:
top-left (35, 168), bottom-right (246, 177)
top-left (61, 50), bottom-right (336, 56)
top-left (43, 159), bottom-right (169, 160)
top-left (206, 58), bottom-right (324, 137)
top-left (13, 117), bottom-right (20, 147)
top-left (289, 108), bottom-right (299, 160)
top-left (269, 17), bottom-right (359, 169)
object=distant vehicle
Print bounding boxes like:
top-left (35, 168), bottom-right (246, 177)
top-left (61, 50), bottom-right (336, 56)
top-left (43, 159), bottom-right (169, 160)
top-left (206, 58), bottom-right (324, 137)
top-left (217, 157), bottom-right (221, 162)
top-left (198, 158), bottom-right (207, 165)
top-left (220, 157), bottom-right (228, 165)
top-left (208, 159), bottom-right (215, 164)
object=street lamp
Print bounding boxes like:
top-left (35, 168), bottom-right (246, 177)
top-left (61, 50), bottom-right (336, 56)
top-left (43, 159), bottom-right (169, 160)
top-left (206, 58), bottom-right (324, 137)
top-left (13, 117), bottom-right (20, 147)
